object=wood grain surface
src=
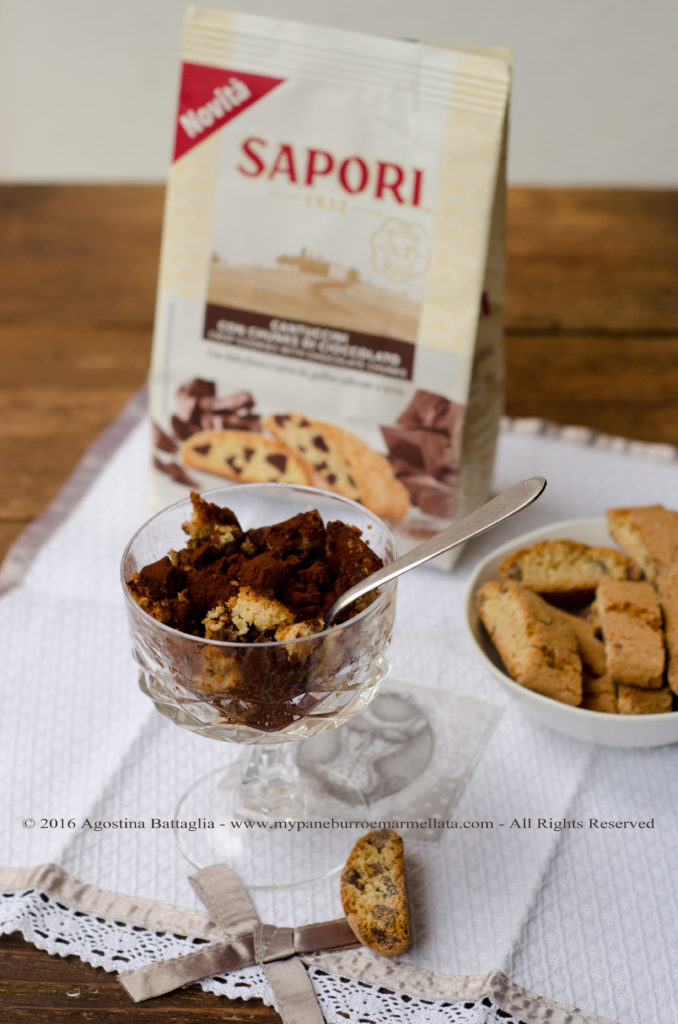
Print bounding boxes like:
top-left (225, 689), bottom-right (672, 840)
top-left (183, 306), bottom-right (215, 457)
top-left (1, 184), bottom-right (677, 1021)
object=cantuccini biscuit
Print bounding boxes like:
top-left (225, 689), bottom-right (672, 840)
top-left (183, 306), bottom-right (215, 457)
top-left (340, 829), bottom-right (409, 956)
top-left (607, 505), bottom-right (678, 582)
top-left (264, 413), bottom-right (410, 519)
top-left (616, 683), bottom-right (674, 715)
top-left (657, 566), bottom-right (678, 697)
top-left (580, 601), bottom-right (602, 637)
top-left (325, 423), bottom-right (411, 519)
top-left (581, 671), bottom-right (617, 714)
top-left (181, 430), bottom-right (311, 485)
top-left (499, 538), bottom-right (642, 603)
top-left (476, 509), bottom-right (678, 715)
top-left (475, 580), bottom-right (582, 705)
top-left (264, 412), bottom-right (361, 500)
top-left (607, 505), bottom-right (678, 694)
top-left (552, 606), bottom-right (607, 676)
top-left (596, 580), bottom-right (665, 688)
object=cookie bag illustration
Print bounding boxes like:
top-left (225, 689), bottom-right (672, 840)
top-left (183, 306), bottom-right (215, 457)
top-left (149, 7), bottom-right (510, 567)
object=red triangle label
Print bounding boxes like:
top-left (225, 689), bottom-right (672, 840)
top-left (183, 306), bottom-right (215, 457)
top-left (173, 62), bottom-right (284, 162)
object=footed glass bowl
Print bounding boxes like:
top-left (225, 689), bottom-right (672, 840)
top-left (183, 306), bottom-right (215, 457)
top-left (121, 483), bottom-right (397, 885)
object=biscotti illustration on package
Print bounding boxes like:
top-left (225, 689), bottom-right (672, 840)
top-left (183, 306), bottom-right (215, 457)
top-left (149, 7), bottom-right (511, 565)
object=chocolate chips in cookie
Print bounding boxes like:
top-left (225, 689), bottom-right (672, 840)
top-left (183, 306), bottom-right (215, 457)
top-left (340, 829), bottom-right (410, 956)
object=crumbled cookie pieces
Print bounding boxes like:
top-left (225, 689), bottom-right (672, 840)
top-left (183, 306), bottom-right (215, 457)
top-left (127, 491), bottom-right (383, 643)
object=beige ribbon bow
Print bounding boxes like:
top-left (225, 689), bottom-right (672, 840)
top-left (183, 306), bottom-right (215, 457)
top-left (119, 863), bottom-right (357, 1022)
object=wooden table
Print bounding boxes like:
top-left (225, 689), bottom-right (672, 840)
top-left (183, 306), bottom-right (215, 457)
top-left (1, 185), bottom-right (677, 1021)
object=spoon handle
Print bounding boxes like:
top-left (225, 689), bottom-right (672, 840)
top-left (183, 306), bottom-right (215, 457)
top-left (325, 476), bottom-right (547, 626)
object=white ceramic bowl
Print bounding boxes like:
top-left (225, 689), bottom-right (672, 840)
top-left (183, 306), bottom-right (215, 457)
top-left (464, 518), bottom-right (678, 748)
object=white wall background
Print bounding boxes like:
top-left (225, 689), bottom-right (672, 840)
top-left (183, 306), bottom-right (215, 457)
top-left (0, 0), bottom-right (675, 185)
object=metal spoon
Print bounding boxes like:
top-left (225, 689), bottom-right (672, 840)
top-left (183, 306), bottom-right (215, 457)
top-left (325, 476), bottom-right (547, 626)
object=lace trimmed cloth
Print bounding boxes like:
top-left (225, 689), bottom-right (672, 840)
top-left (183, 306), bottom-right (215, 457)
top-left (0, 874), bottom-right (614, 1024)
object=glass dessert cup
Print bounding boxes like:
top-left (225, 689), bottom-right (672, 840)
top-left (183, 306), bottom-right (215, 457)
top-left (121, 484), bottom-right (397, 887)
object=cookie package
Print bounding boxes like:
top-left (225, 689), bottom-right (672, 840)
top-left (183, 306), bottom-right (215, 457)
top-left (149, 7), bottom-right (511, 566)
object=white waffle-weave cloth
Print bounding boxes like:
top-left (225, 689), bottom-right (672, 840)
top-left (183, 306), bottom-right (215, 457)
top-left (2, 405), bottom-right (678, 1024)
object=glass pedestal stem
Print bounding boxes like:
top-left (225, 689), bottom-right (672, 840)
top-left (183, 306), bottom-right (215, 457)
top-left (228, 742), bottom-right (308, 822)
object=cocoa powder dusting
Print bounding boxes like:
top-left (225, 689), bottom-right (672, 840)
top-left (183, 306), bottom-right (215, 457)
top-left (127, 492), bottom-right (383, 640)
